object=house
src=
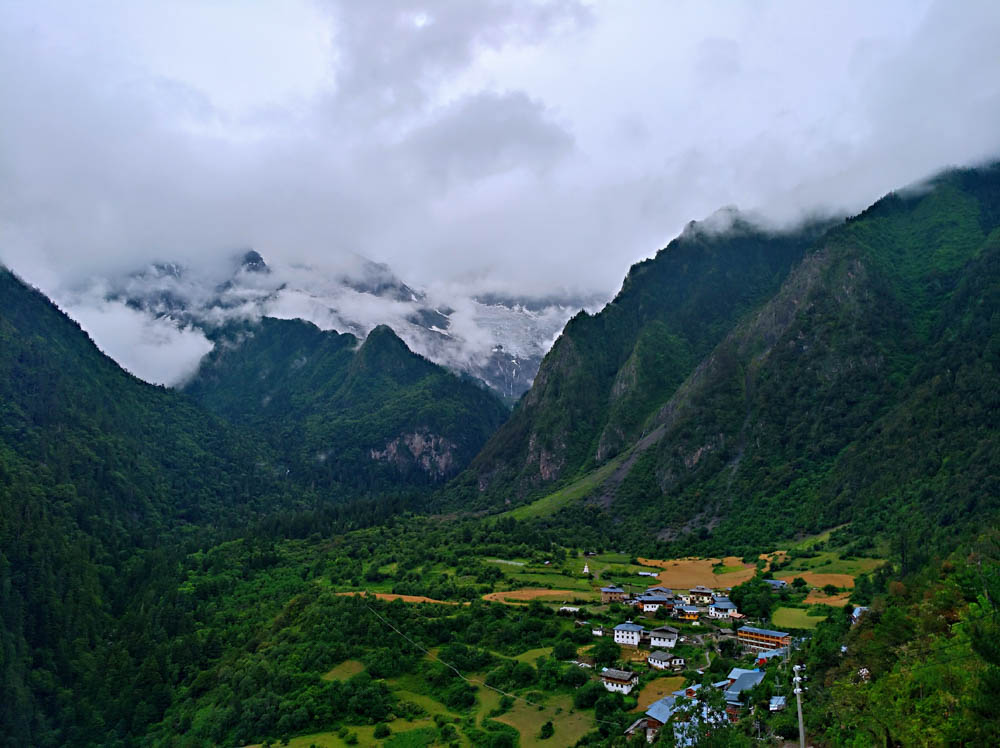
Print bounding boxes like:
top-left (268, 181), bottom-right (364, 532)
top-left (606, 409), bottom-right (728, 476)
top-left (638, 571), bottom-right (659, 577)
top-left (601, 668), bottom-right (638, 694)
top-left (763, 579), bottom-right (788, 590)
top-left (708, 600), bottom-right (738, 618)
top-left (613, 621), bottom-right (645, 646)
top-left (647, 650), bottom-right (674, 670)
top-left (591, 625), bottom-right (606, 637)
top-left (755, 647), bottom-right (787, 666)
top-left (636, 593), bottom-right (675, 613)
top-left (851, 606), bottom-right (869, 624)
top-left (624, 687), bottom-right (725, 745)
top-left (723, 669), bottom-right (765, 721)
top-left (646, 586), bottom-right (674, 597)
top-left (737, 625), bottom-right (791, 652)
top-left (769, 696), bottom-right (787, 712)
top-left (650, 625), bottom-right (679, 649)
top-left (689, 585), bottom-right (715, 605)
top-left (601, 586), bottom-right (626, 603)
top-left (558, 606), bottom-right (580, 615)
top-left (676, 605), bottom-right (700, 621)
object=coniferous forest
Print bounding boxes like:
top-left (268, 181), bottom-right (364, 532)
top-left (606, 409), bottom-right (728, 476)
top-left (2, 164), bottom-right (1000, 746)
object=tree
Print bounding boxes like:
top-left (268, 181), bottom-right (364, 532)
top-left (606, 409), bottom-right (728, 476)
top-left (539, 720), bottom-right (554, 739)
top-left (591, 638), bottom-right (621, 668)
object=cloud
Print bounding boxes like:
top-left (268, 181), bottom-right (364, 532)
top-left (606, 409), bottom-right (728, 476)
top-left (65, 297), bottom-right (214, 386)
top-left (0, 0), bottom-right (999, 385)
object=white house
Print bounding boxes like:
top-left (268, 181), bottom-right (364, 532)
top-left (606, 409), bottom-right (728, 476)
top-left (708, 600), bottom-right (738, 618)
top-left (601, 668), bottom-right (639, 694)
top-left (647, 650), bottom-right (673, 670)
top-left (636, 593), bottom-right (674, 613)
top-left (613, 621), bottom-right (644, 646)
top-left (650, 625), bottom-right (679, 649)
top-left (689, 585), bottom-right (715, 605)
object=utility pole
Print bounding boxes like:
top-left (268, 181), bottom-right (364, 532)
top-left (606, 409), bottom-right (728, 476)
top-left (793, 664), bottom-right (806, 748)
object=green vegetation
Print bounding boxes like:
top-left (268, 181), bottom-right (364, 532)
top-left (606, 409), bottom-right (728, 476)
top-left (772, 607), bottom-right (826, 630)
top-left (3, 162), bottom-right (1000, 745)
top-left (186, 318), bottom-right (509, 492)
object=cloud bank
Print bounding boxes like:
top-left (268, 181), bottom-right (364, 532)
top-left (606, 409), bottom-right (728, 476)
top-left (1, 0), bottom-right (999, 384)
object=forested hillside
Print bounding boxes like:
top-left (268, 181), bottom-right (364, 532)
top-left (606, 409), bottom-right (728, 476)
top-left (445, 164), bottom-right (1000, 562)
top-left (184, 318), bottom-right (509, 489)
top-left (452, 214), bottom-right (829, 502)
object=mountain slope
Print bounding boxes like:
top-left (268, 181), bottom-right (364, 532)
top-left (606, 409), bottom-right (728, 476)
top-left (450, 211), bottom-right (830, 504)
top-left (473, 164), bottom-right (1000, 556)
top-left (183, 318), bottom-right (510, 489)
top-left (0, 267), bottom-right (300, 743)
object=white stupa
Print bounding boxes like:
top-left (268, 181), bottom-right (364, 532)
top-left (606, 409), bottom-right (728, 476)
top-left (582, 562), bottom-right (590, 575)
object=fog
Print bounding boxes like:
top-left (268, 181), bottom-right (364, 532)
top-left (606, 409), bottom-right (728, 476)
top-left (2, 0), bottom-right (999, 384)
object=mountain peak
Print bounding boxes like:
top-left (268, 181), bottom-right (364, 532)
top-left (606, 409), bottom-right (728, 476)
top-left (239, 250), bottom-right (269, 273)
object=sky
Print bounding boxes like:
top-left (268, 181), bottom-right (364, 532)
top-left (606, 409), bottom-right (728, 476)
top-left (2, 0), bottom-right (1000, 383)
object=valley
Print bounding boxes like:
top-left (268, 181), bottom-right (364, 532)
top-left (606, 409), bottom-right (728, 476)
top-left (1, 163), bottom-right (999, 746)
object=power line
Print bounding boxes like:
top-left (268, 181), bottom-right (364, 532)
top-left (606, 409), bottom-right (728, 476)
top-left (364, 602), bottom-right (628, 731)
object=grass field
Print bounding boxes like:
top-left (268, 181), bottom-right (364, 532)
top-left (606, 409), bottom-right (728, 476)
top-left (493, 693), bottom-right (592, 747)
top-left (321, 659), bottom-right (364, 681)
top-left (513, 647), bottom-right (554, 663)
top-left (632, 676), bottom-right (686, 710)
top-left (504, 457), bottom-right (623, 520)
top-left (772, 607), bottom-right (827, 630)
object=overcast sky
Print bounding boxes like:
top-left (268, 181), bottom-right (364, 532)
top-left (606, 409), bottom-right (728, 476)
top-left (3, 0), bottom-right (1000, 365)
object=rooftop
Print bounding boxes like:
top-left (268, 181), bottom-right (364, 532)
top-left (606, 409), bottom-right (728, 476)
top-left (645, 695), bottom-right (677, 724)
top-left (602, 668), bottom-right (636, 681)
top-left (601, 586), bottom-right (625, 593)
top-left (724, 671), bottom-right (766, 704)
top-left (614, 621), bottom-right (645, 632)
top-left (648, 650), bottom-right (674, 661)
top-left (739, 625), bottom-right (790, 638)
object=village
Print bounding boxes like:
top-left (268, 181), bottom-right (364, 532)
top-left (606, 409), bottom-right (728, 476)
top-left (548, 575), bottom-right (789, 742)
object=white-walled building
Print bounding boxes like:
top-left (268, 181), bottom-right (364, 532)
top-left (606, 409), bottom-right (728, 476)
top-left (601, 668), bottom-right (639, 694)
top-left (650, 625), bottom-right (679, 649)
top-left (613, 621), bottom-right (645, 646)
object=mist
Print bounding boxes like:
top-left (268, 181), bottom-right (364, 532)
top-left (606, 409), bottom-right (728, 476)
top-left (2, 0), bottom-right (999, 385)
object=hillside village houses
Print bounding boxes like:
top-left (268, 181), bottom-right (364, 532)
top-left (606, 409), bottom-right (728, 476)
top-left (649, 625), bottom-right (679, 648)
top-left (601, 668), bottom-right (639, 694)
top-left (613, 621), bottom-right (644, 646)
top-left (647, 651), bottom-right (686, 671)
top-left (600, 585), bottom-right (626, 603)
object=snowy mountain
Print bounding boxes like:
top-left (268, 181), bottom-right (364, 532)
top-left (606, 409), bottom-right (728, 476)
top-left (74, 250), bottom-right (601, 401)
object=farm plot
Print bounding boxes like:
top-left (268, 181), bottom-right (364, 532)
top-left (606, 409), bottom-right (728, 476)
top-left (636, 556), bottom-right (756, 588)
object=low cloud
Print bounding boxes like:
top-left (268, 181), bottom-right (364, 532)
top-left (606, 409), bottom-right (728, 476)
top-left (1, 0), bottom-right (999, 385)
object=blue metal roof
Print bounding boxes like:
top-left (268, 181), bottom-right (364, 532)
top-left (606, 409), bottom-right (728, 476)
top-left (614, 622), bottom-right (645, 632)
top-left (739, 625), bottom-right (790, 638)
top-left (645, 696), bottom-right (677, 724)
top-left (724, 671), bottom-right (765, 704)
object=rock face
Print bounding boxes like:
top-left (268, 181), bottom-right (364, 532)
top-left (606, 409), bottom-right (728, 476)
top-left (370, 431), bottom-right (458, 479)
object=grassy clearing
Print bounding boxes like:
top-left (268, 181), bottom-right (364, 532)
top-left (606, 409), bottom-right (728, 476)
top-left (632, 676), bottom-right (686, 710)
top-left (504, 571), bottom-right (593, 590)
top-left (513, 647), bottom-right (554, 663)
top-left (778, 551), bottom-right (883, 577)
top-left (772, 607), bottom-right (826, 630)
top-left (321, 659), bottom-right (364, 681)
top-left (252, 716), bottom-right (441, 748)
top-left (504, 458), bottom-right (623, 520)
top-left (493, 693), bottom-right (592, 747)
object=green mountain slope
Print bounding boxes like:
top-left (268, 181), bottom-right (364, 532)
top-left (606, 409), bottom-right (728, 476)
top-left (184, 318), bottom-right (509, 490)
top-left (0, 268), bottom-right (305, 743)
top-left (450, 212), bottom-right (829, 505)
top-left (451, 164), bottom-right (1000, 557)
